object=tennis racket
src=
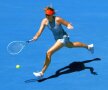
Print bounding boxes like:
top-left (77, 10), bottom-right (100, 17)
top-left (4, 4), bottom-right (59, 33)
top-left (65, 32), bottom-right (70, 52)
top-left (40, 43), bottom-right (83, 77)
top-left (7, 39), bottom-right (34, 55)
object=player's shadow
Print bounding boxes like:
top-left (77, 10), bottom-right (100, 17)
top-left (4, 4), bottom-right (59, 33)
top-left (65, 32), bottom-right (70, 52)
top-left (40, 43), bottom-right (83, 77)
top-left (25, 58), bottom-right (101, 83)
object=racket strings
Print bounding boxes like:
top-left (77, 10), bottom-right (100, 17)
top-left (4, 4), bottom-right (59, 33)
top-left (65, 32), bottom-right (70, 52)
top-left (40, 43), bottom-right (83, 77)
top-left (7, 41), bottom-right (26, 55)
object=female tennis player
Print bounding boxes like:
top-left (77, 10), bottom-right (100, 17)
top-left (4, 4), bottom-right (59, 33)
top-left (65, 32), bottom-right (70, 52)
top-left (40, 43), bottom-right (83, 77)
top-left (32, 7), bottom-right (94, 79)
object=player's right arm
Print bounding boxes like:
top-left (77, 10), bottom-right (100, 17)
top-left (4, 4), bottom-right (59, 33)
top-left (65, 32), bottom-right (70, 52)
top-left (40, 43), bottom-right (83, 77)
top-left (33, 18), bottom-right (47, 41)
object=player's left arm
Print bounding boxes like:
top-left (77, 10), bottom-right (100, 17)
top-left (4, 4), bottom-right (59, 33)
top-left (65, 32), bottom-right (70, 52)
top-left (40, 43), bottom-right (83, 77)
top-left (56, 17), bottom-right (74, 30)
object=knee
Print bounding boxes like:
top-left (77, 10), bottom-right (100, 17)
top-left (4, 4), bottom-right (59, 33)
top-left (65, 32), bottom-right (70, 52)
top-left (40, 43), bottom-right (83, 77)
top-left (46, 50), bottom-right (53, 57)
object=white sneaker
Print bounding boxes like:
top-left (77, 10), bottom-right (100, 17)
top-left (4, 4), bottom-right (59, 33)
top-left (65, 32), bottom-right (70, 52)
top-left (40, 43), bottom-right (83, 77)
top-left (33, 72), bottom-right (43, 80)
top-left (88, 44), bottom-right (94, 54)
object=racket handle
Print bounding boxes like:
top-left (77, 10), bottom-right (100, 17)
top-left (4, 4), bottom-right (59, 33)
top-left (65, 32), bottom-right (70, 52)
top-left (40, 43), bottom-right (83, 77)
top-left (26, 39), bottom-right (35, 43)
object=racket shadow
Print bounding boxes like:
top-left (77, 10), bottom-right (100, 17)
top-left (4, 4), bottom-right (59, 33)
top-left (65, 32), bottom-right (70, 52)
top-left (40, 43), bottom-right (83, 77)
top-left (25, 58), bottom-right (101, 83)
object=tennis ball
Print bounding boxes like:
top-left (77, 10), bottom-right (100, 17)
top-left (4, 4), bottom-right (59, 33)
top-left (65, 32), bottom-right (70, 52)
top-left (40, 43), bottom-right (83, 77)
top-left (16, 65), bottom-right (21, 69)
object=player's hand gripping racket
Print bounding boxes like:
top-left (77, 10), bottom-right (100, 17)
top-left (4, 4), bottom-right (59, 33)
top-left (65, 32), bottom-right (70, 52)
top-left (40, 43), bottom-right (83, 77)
top-left (7, 39), bottom-right (34, 55)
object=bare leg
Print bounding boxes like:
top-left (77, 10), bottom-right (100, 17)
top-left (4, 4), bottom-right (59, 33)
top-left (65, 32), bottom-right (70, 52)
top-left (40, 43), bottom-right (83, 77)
top-left (41, 40), bottom-right (64, 74)
top-left (65, 42), bottom-right (88, 49)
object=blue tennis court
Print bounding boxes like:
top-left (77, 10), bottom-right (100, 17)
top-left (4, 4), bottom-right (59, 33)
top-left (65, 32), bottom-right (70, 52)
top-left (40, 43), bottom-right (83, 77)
top-left (0, 0), bottom-right (108, 90)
